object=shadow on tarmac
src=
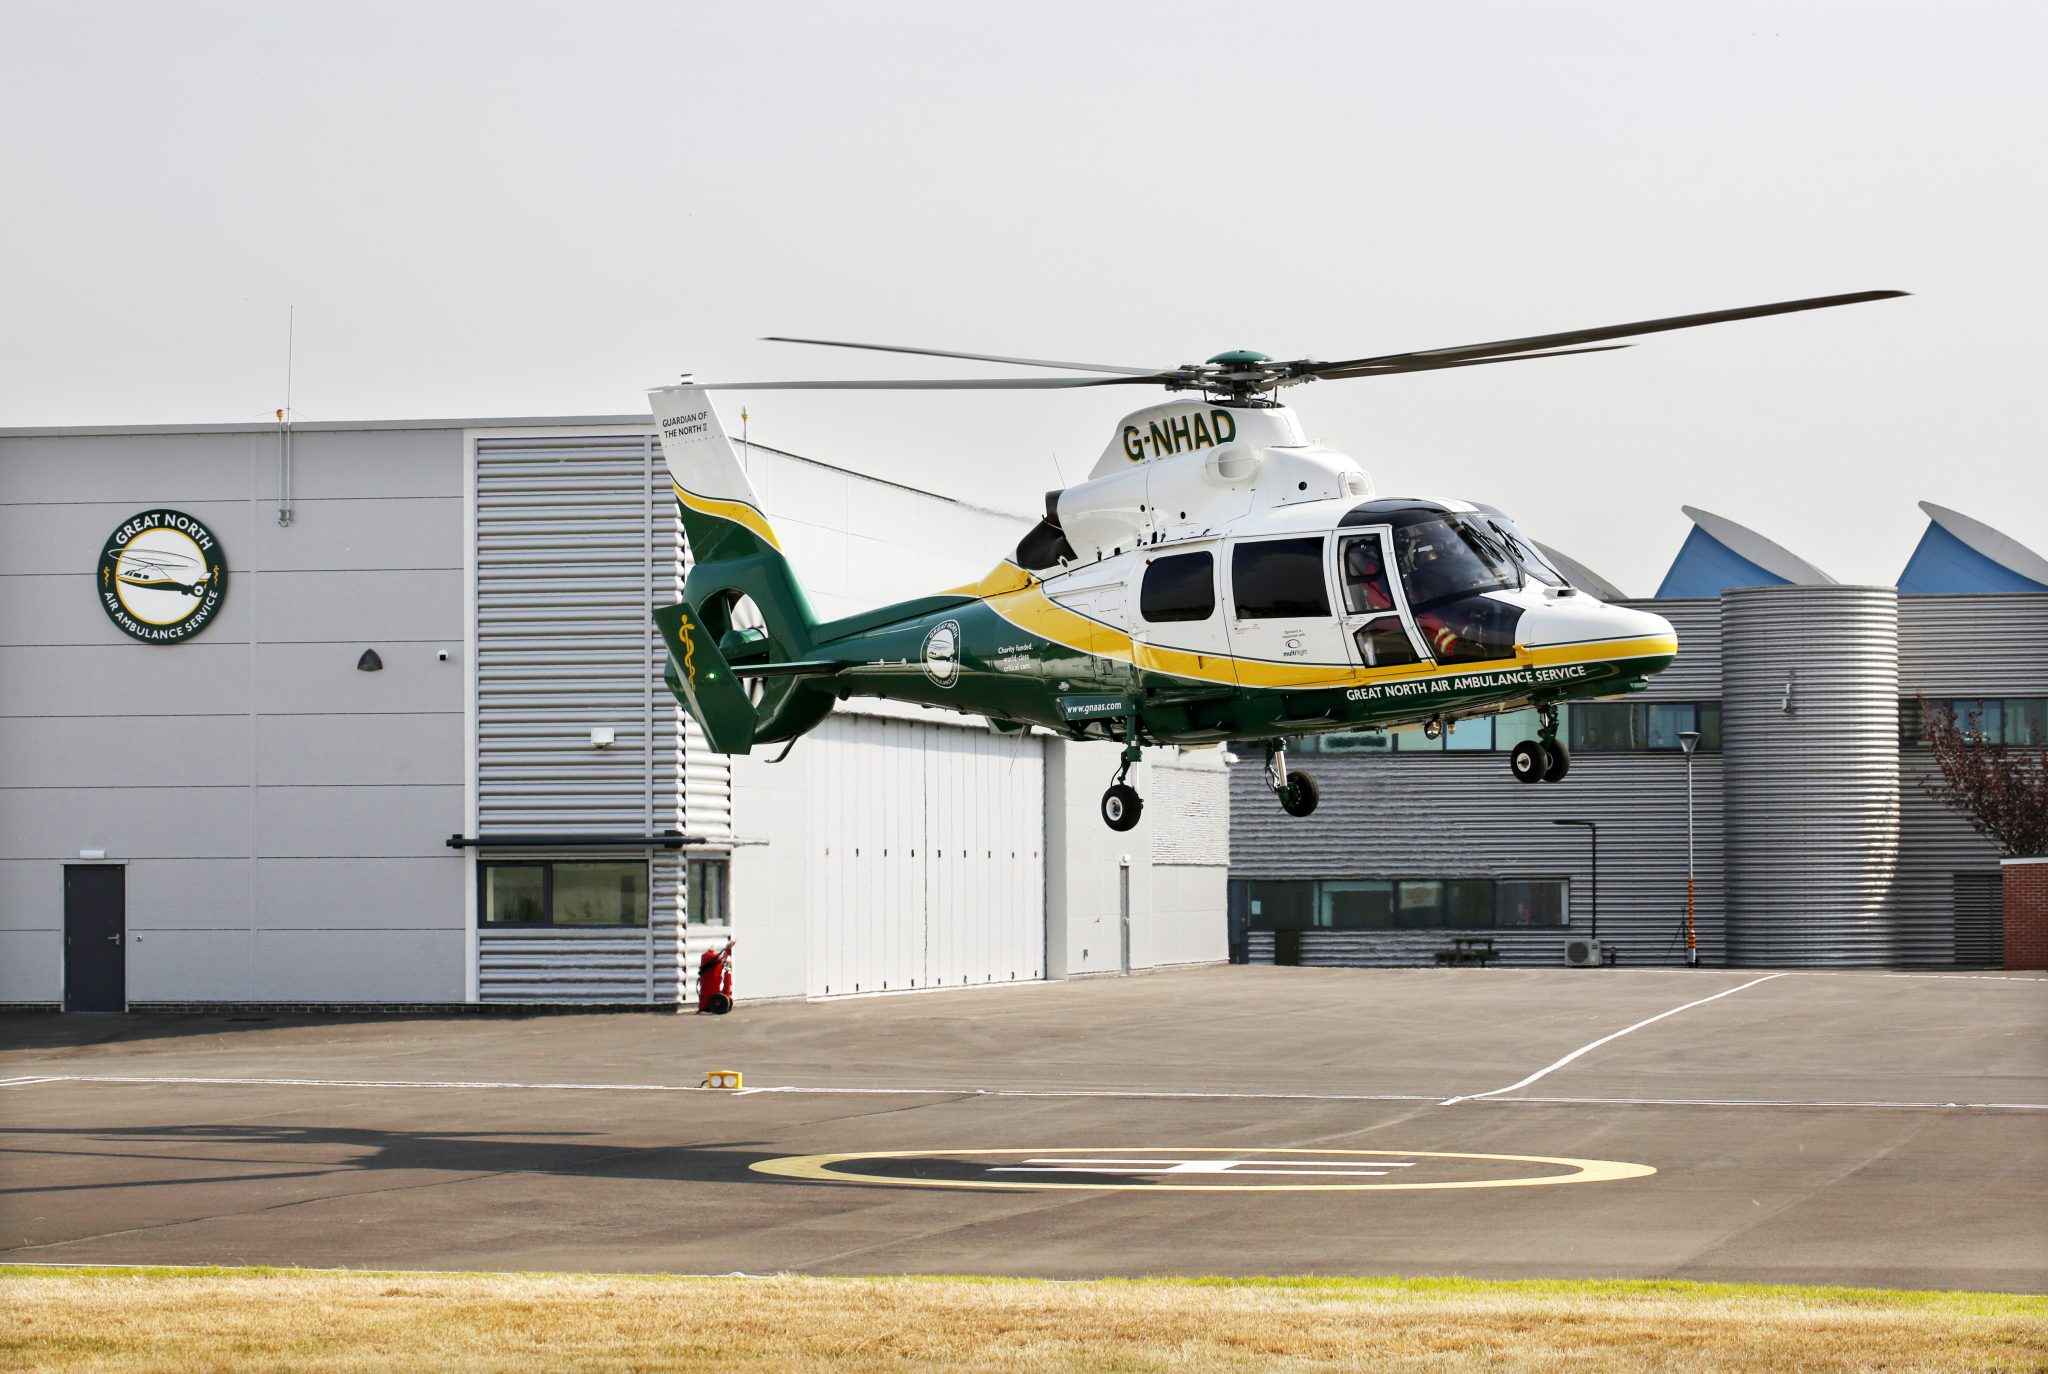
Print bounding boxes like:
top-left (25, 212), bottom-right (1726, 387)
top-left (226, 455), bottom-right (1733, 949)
top-left (0, 1121), bottom-right (800, 1195)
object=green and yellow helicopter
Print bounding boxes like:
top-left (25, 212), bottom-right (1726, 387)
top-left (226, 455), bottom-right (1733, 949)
top-left (650, 290), bottom-right (1902, 830)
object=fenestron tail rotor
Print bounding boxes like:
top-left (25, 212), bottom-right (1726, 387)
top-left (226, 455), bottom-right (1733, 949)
top-left (686, 291), bottom-right (1906, 400)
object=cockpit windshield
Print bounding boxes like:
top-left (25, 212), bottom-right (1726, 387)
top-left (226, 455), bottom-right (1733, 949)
top-left (1479, 512), bottom-right (1569, 588)
top-left (1392, 516), bottom-right (1519, 610)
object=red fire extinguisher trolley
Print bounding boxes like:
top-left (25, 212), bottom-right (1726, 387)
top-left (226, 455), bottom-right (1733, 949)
top-left (697, 939), bottom-right (734, 1014)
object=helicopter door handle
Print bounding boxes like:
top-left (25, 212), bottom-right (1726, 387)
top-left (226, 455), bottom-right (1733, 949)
top-left (107, 934), bottom-right (122, 946)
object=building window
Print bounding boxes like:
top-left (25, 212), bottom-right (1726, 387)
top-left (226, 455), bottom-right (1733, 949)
top-left (1236, 877), bottom-right (1570, 930)
top-left (689, 856), bottom-right (730, 926)
top-left (1292, 702), bottom-right (1722, 755)
top-left (1231, 538), bottom-right (1330, 620)
top-left (480, 861), bottom-right (649, 927)
top-left (1904, 697), bottom-right (2048, 747)
top-left (1139, 551), bottom-right (1215, 623)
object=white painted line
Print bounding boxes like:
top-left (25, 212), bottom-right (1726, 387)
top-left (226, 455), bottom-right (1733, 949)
top-left (10, 1070), bottom-right (2039, 1112)
top-left (1441, 972), bottom-right (1792, 1105)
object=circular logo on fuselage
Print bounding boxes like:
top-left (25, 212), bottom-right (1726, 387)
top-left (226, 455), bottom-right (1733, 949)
top-left (97, 509), bottom-right (228, 644)
top-left (922, 619), bottom-right (962, 688)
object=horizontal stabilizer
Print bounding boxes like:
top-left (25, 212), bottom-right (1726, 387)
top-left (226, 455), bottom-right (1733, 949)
top-left (653, 602), bottom-right (758, 755)
top-left (731, 659), bottom-right (844, 680)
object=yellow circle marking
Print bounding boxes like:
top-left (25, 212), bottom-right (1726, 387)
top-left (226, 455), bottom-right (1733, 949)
top-left (749, 1147), bottom-right (1656, 1192)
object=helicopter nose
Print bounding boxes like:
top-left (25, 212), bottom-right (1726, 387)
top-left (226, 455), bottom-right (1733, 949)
top-left (1520, 595), bottom-right (1678, 660)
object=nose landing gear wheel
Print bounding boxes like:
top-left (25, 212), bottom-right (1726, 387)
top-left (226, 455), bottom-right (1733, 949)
top-left (1510, 739), bottom-right (1550, 784)
top-left (1102, 783), bottom-right (1143, 831)
top-left (1542, 739), bottom-right (1571, 782)
top-left (1279, 770), bottom-right (1320, 818)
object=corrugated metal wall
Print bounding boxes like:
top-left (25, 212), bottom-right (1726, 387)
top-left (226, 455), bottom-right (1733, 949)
top-left (1230, 598), bottom-right (1728, 968)
top-left (1724, 586), bottom-right (1902, 965)
top-left (1896, 594), bottom-right (2048, 964)
top-left (473, 435), bottom-right (685, 1003)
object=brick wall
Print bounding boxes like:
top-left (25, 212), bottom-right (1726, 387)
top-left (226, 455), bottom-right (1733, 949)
top-left (2004, 858), bottom-right (2048, 970)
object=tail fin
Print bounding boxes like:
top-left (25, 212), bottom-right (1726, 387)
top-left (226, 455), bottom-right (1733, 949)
top-left (649, 386), bottom-right (829, 749)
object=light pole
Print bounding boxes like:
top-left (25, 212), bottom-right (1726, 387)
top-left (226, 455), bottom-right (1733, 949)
top-left (1678, 730), bottom-right (1701, 967)
top-left (1551, 819), bottom-right (1597, 944)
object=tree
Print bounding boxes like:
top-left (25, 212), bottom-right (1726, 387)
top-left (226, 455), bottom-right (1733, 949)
top-left (1918, 697), bottom-right (2048, 858)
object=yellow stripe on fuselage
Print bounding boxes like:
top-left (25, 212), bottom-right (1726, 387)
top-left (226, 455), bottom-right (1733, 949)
top-left (959, 562), bottom-right (1676, 692)
top-left (672, 483), bottom-right (782, 552)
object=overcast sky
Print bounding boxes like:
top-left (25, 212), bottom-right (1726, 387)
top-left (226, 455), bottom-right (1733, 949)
top-left (4, 0), bottom-right (2042, 594)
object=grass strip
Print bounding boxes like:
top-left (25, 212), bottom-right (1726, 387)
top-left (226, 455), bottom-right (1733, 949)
top-left (4, 1266), bottom-right (2043, 1372)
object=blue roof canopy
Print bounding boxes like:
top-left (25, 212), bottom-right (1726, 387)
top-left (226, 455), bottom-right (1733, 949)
top-left (1898, 503), bottom-right (2048, 594)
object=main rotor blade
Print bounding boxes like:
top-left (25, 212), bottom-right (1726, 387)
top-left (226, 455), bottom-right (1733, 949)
top-left (1311, 289), bottom-right (1907, 376)
top-left (763, 336), bottom-right (1168, 377)
top-left (690, 375), bottom-right (1165, 391)
top-left (1309, 343), bottom-right (1631, 383)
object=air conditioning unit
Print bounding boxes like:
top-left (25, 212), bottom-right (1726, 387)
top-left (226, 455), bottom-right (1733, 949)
top-left (1564, 938), bottom-right (1605, 968)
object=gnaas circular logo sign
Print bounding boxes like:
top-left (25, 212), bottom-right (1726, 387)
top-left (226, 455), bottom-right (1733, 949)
top-left (921, 619), bottom-right (962, 688)
top-left (96, 509), bottom-right (228, 644)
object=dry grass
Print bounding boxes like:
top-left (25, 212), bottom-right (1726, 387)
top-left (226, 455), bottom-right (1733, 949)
top-left (3, 1267), bottom-right (2043, 1373)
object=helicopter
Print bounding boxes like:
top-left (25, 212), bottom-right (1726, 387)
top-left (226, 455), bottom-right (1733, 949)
top-left (648, 289), bottom-right (1903, 830)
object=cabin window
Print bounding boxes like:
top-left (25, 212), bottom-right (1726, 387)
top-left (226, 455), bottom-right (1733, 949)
top-left (1139, 551), bottom-right (1215, 623)
top-left (1231, 538), bottom-right (1329, 620)
top-left (481, 861), bottom-right (649, 927)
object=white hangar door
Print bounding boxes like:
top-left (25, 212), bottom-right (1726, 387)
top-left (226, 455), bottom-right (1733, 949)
top-left (807, 714), bottom-right (1045, 997)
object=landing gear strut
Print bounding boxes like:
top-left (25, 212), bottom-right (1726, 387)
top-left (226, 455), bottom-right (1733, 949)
top-left (1510, 704), bottom-right (1571, 784)
top-left (1101, 739), bottom-right (1144, 831)
top-left (1266, 740), bottom-right (1319, 818)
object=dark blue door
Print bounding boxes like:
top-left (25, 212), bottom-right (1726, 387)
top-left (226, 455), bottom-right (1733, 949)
top-left (64, 866), bottom-right (125, 1012)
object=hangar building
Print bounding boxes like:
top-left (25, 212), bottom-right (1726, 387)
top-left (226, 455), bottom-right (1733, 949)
top-left (1229, 502), bottom-right (2048, 968)
top-left (1, 416), bottom-right (1226, 1012)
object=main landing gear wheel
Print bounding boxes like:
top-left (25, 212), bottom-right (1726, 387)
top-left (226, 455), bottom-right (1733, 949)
top-left (1102, 783), bottom-right (1143, 831)
top-left (1279, 770), bottom-right (1320, 818)
top-left (1542, 739), bottom-right (1571, 782)
top-left (1510, 739), bottom-right (1550, 784)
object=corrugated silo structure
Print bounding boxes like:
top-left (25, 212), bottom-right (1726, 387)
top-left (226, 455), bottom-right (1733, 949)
top-left (1723, 586), bottom-right (1902, 963)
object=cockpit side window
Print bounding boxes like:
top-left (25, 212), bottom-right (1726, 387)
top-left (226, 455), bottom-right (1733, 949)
top-left (1393, 517), bottom-right (1518, 610)
top-left (1338, 535), bottom-right (1397, 615)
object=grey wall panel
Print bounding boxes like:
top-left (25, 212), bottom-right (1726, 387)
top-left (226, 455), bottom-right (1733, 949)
top-left (119, 859), bottom-right (251, 930)
top-left (251, 784), bottom-right (463, 858)
top-left (1724, 586), bottom-right (1902, 965)
top-left (0, 786), bottom-right (252, 860)
top-left (0, 432), bottom-right (268, 503)
top-left (253, 642), bottom-right (463, 715)
top-left (253, 858), bottom-right (465, 929)
top-left (129, 928), bottom-right (252, 1002)
top-left (240, 498), bottom-right (465, 573)
top-left (0, 860), bottom-right (63, 928)
top-left (248, 928), bottom-right (466, 1002)
top-left (0, 929), bottom-right (62, 1001)
top-left (0, 644), bottom-right (251, 717)
top-left (283, 429), bottom-right (463, 500)
top-left (250, 570), bottom-right (462, 644)
top-left (1230, 750), bottom-right (1727, 967)
top-left (0, 498), bottom-right (255, 576)
top-left (254, 713), bottom-right (461, 786)
top-left (0, 715), bottom-right (252, 787)
top-left (1898, 595), bottom-right (2048, 696)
